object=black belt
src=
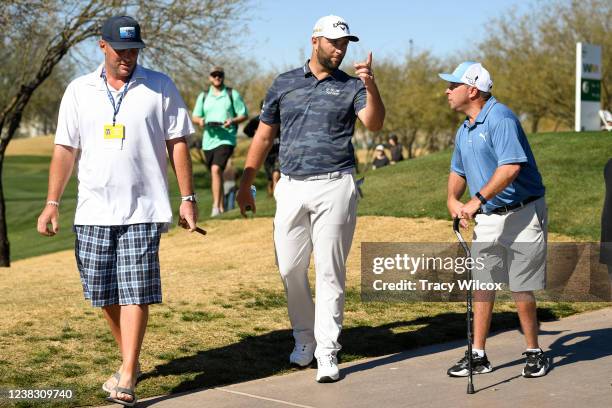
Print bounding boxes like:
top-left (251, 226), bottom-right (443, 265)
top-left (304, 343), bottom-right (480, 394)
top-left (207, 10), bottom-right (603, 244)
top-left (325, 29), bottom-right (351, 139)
top-left (481, 196), bottom-right (543, 215)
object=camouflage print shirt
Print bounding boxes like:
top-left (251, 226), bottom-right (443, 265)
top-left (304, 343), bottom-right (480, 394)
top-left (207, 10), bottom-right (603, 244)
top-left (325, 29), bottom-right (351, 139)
top-left (260, 61), bottom-right (367, 176)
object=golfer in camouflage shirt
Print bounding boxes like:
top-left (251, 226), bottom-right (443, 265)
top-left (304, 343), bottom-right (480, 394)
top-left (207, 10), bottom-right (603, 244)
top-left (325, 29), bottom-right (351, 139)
top-left (237, 15), bottom-right (385, 383)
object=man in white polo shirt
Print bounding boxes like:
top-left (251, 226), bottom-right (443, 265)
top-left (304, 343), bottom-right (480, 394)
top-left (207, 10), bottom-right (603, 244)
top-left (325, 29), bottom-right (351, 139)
top-left (36, 16), bottom-right (196, 406)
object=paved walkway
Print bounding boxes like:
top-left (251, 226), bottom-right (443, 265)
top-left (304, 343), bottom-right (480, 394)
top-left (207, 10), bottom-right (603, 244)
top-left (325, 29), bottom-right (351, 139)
top-left (101, 307), bottom-right (612, 408)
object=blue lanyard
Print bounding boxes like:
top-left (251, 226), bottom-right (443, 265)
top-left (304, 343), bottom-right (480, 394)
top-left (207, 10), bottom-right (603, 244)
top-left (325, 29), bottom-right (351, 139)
top-left (101, 68), bottom-right (132, 125)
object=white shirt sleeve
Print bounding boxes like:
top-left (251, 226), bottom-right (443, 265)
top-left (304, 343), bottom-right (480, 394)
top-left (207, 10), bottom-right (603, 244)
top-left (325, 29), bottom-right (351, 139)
top-left (163, 77), bottom-right (195, 140)
top-left (54, 82), bottom-right (80, 148)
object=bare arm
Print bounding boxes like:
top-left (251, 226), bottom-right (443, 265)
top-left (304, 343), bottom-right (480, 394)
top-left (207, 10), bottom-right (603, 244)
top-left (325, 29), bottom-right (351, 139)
top-left (36, 144), bottom-right (77, 236)
top-left (447, 171), bottom-right (468, 226)
top-left (448, 172), bottom-right (467, 204)
top-left (236, 121), bottom-right (280, 216)
top-left (479, 164), bottom-right (521, 201)
top-left (225, 91), bottom-right (249, 127)
top-left (460, 164), bottom-right (521, 220)
top-left (225, 114), bottom-right (248, 127)
top-left (167, 137), bottom-right (198, 231)
top-left (356, 86), bottom-right (385, 131)
top-left (355, 52), bottom-right (385, 131)
top-left (192, 115), bottom-right (205, 127)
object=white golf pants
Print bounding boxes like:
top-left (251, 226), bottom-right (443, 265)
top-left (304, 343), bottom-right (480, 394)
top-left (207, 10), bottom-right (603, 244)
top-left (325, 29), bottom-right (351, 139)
top-left (273, 171), bottom-right (358, 357)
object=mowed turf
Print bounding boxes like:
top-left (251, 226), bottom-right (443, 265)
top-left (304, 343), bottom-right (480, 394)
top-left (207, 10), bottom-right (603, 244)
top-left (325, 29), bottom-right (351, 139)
top-left (6, 131), bottom-right (609, 260)
top-left (353, 131), bottom-right (611, 240)
top-left (4, 141), bottom-right (277, 261)
top-left (0, 216), bottom-right (604, 407)
top-left (0, 131), bottom-right (609, 406)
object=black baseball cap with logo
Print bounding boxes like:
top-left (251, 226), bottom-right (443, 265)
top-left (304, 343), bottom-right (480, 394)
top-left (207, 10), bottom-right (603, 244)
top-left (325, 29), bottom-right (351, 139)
top-left (101, 16), bottom-right (146, 50)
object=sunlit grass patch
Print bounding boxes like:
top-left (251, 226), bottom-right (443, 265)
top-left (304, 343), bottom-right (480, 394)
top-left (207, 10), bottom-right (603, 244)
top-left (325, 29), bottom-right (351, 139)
top-left (180, 310), bottom-right (225, 322)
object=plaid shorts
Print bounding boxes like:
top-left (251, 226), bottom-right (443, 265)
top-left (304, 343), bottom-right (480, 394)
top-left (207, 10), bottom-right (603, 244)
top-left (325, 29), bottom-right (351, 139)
top-left (74, 223), bottom-right (164, 307)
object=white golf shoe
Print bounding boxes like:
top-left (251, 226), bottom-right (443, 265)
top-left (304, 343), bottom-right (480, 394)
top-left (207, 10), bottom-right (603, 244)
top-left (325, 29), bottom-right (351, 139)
top-left (316, 354), bottom-right (339, 383)
top-left (289, 342), bottom-right (315, 367)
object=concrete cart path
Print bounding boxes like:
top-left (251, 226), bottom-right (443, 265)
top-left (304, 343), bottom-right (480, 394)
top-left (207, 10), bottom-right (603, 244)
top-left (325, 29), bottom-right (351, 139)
top-left (102, 307), bottom-right (612, 408)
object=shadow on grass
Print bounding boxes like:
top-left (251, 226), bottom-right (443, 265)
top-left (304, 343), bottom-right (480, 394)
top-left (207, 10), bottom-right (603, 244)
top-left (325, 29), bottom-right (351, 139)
top-left (140, 307), bottom-right (564, 399)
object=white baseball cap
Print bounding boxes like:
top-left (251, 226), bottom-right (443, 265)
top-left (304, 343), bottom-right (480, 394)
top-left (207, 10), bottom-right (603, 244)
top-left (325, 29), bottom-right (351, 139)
top-left (375, 144), bottom-right (385, 151)
top-left (438, 61), bottom-right (493, 92)
top-left (312, 15), bottom-right (359, 42)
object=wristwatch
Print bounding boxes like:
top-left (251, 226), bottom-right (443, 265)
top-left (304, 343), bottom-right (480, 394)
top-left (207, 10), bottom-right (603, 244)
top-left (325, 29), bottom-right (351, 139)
top-left (475, 192), bottom-right (487, 205)
top-left (181, 193), bottom-right (197, 203)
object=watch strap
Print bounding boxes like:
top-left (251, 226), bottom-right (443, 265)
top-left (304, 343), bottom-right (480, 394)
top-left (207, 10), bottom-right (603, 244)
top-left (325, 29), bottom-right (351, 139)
top-left (475, 192), bottom-right (487, 205)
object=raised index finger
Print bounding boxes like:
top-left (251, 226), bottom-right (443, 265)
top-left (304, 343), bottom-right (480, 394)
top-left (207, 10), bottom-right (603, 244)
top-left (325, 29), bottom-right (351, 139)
top-left (366, 52), bottom-right (372, 68)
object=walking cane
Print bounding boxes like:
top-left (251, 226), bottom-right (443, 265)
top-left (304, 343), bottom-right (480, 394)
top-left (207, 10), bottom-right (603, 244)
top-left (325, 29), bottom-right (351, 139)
top-left (453, 217), bottom-right (475, 394)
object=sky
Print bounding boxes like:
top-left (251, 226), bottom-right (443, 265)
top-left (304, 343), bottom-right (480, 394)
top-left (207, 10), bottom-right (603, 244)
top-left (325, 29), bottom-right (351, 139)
top-left (71, 0), bottom-right (532, 75)
top-left (244, 0), bottom-right (530, 71)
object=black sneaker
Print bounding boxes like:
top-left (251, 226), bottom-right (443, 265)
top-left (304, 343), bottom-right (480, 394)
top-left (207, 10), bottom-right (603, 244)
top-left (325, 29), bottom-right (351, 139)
top-left (447, 350), bottom-right (493, 377)
top-left (522, 349), bottom-right (550, 378)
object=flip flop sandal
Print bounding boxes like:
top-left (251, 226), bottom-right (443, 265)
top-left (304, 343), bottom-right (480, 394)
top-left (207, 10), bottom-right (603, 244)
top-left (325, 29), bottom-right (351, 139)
top-left (102, 370), bottom-right (143, 393)
top-left (106, 386), bottom-right (137, 407)
top-left (102, 372), bottom-right (120, 393)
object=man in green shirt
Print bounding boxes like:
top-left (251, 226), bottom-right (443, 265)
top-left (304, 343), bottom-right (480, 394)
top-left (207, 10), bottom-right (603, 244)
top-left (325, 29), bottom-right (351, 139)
top-left (192, 66), bottom-right (248, 216)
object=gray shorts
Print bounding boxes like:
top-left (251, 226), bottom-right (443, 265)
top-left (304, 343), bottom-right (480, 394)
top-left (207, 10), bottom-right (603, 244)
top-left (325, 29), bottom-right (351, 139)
top-left (471, 198), bottom-right (547, 292)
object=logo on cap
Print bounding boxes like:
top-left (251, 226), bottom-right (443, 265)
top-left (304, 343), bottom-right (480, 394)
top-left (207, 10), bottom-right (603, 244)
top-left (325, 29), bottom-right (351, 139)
top-left (464, 74), bottom-right (477, 86)
top-left (119, 27), bottom-right (136, 39)
top-left (333, 21), bottom-right (349, 32)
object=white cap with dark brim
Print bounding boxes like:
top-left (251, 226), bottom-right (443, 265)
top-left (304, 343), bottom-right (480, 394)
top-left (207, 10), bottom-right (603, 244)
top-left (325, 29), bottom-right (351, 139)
top-left (312, 15), bottom-right (359, 42)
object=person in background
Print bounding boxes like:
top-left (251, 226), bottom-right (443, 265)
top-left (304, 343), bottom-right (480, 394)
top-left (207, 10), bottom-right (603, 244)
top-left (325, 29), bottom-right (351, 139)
top-left (600, 158), bottom-right (612, 299)
top-left (244, 101), bottom-right (281, 195)
top-left (223, 158), bottom-right (238, 211)
top-left (388, 134), bottom-right (404, 163)
top-left (372, 144), bottom-right (390, 169)
top-left (192, 66), bottom-right (248, 217)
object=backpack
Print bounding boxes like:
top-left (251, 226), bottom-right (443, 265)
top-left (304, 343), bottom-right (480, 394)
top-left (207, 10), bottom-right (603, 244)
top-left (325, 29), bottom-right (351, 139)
top-left (201, 86), bottom-right (236, 119)
top-left (189, 87), bottom-right (237, 151)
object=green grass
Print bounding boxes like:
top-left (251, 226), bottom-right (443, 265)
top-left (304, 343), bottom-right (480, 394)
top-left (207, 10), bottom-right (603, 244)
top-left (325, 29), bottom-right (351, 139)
top-left (4, 155), bottom-right (276, 261)
top-left (0, 299), bottom-right (605, 407)
top-left (209, 131), bottom-right (611, 240)
top-left (4, 131), bottom-right (611, 260)
top-left (1, 132), bottom-right (610, 407)
top-left (354, 131), bottom-right (611, 240)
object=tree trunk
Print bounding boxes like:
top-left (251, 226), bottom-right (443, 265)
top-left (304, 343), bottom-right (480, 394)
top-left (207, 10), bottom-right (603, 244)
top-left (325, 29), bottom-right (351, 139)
top-left (425, 131), bottom-right (437, 153)
top-left (0, 94), bottom-right (31, 266)
top-left (0, 162), bottom-right (9, 267)
top-left (0, 37), bottom-right (75, 266)
top-left (406, 129), bottom-right (418, 159)
top-left (530, 116), bottom-right (540, 134)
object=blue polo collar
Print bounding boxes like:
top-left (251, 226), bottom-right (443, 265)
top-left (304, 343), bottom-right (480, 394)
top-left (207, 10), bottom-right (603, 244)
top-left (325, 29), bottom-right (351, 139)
top-left (463, 96), bottom-right (497, 128)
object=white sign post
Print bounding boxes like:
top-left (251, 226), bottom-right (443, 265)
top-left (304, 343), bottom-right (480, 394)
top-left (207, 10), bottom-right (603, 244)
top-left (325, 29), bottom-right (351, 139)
top-left (575, 42), bottom-right (602, 131)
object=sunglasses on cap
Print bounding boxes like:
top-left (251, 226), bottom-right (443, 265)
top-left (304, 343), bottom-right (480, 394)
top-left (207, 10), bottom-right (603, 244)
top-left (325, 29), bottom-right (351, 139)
top-left (210, 71), bottom-right (224, 78)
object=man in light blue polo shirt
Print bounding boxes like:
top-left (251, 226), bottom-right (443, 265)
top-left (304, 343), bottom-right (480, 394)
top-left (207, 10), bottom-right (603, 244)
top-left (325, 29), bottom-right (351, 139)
top-left (441, 62), bottom-right (550, 379)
